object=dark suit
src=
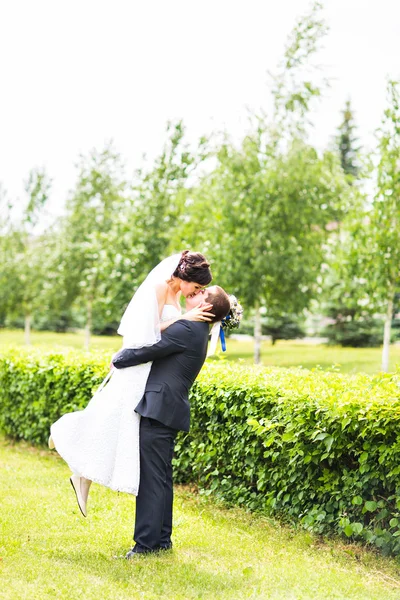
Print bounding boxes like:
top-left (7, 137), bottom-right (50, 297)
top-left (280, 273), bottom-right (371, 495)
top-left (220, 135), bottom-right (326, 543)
top-left (112, 319), bottom-right (209, 552)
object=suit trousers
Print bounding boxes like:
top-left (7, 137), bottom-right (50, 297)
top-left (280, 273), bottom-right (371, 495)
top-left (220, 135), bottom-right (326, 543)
top-left (133, 416), bottom-right (177, 552)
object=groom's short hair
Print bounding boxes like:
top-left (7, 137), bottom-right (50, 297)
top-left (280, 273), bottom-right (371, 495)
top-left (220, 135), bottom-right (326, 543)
top-left (206, 286), bottom-right (231, 323)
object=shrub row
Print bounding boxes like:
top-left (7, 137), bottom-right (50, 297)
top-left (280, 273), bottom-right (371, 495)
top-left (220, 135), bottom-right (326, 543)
top-left (0, 349), bottom-right (107, 444)
top-left (1, 348), bottom-right (400, 555)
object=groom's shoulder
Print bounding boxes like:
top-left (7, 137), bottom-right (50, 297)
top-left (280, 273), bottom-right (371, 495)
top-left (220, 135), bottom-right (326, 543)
top-left (164, 319), bottom-right (192, 336)
top-left (165, 319), bottom-right (207, 338)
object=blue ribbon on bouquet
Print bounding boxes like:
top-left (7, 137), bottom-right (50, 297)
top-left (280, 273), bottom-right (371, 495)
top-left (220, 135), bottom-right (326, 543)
top-left (219, 327), bottom-right (226, 352)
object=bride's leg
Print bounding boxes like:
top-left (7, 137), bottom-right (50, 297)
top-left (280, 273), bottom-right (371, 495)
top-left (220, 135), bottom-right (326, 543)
top-left (70, 474), bottom-right (92, 518)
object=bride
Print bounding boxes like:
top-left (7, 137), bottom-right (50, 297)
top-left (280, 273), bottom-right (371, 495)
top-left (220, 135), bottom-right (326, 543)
top-left (49, 251), bottom-right (212, 516)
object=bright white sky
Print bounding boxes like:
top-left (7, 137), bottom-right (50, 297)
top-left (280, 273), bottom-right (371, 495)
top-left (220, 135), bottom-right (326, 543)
top-left (1, 0), bottom-right (399, 217)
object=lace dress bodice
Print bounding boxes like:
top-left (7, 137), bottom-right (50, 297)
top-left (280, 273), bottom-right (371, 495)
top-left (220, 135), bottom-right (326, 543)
top-left (161, 304), bottom-right (181, 323)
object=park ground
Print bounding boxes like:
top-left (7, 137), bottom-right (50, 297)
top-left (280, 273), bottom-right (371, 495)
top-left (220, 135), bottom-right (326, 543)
top-left (1, 329), bottom-right (400, 375)
top-left (2, 436), bottom-right (400, 600)
top-left (2, 329), bottom-right (400, 598)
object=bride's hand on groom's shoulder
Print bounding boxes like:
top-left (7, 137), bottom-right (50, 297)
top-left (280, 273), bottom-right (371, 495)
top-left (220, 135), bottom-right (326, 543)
top-left (183, 303), bottom-right (215, 322)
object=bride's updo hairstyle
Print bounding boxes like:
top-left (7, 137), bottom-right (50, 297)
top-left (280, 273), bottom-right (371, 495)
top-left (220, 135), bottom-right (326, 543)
top-left (172, 250), bottom-right (212, 286)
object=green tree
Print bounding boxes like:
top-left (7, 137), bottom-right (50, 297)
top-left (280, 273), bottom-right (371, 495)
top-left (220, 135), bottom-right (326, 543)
top-left (59, 143), bottom-right (135, 348)
top-left (270, 1), bottom-right (329, 138)
top-left (317, 100), bottom-right (363, 345)
top-left (329, 81), bottom-right (400, 369)
top-left (56, 127), bottom-right (208, 347)
top-left (337, 99), bottom-right (360, 178)
top-left (180, 2), bottom-right (350, 363)
top-left (1, 169), bottom-right (52, 343)
top-left (132, 120), bottom-right (209, 279)
top-left (24, 168), bottom-right (52, 227)
top-left (0, 184), bottom-right (13, 326)
top-left (262, 313), bottom-right (305, 345)
top-left (183, 135), bottom-right (348, 362)
top-left (319, 248), bottom-right (384, 349)
top-left (367, 80), bottom-right (400, 370)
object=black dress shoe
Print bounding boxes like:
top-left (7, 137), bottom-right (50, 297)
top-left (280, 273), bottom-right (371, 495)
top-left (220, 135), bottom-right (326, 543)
top-left (125, 543), bottom-right (173, 558)
top-left (125, 548), bottom-right (140, 559)
top-left (125, 546), bottom-right (157, 559)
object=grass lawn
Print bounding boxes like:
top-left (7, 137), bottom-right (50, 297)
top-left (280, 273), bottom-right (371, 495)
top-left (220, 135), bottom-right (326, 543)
top-left (2, 328), bottom-right (400, 375)
top-left (1, 436), bottom-right (400, 599)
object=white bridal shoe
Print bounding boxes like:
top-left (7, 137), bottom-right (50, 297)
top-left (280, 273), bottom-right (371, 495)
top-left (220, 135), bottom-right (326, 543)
top-left (70, 475), bottom-right (92, 518)
top-left (48, 434), bottom-right (55, 450)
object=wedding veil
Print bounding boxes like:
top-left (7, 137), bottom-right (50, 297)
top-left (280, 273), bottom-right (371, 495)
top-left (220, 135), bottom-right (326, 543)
top-left (117, 254), bottom-right (182, 349)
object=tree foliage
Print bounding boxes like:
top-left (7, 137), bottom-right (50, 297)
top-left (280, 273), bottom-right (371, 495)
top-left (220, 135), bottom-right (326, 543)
top-left (131, 121), bottom-right (209, 280)
top-left (322, 81), bottom-right (400, 366)
top-left (337, 99), bottom-right (360, 179)
top-left (57, 144), bottom-right (135, 344)
top-left (271, 1), bottom-right (329, 136)
top-left (2, 3), bottom-right (398, 365)
top-left (0, 169), bottom-right (52, 341)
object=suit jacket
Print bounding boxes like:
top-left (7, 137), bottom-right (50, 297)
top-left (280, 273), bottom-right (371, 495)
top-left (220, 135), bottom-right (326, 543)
top-left (112, 320), bottom-right (209, 432)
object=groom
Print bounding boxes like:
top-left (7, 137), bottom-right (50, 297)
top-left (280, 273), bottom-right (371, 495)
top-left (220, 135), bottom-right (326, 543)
top-left (112, 285), bottom-right (230, 557)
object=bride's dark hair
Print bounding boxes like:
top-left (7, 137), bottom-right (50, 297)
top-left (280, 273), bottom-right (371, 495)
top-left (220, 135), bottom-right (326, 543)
top-left (172, 250), bottom-right (212, 286)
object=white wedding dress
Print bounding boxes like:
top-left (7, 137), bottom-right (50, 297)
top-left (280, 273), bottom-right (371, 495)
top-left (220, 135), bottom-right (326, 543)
top-left (50, 304), bottom-right (181, 495)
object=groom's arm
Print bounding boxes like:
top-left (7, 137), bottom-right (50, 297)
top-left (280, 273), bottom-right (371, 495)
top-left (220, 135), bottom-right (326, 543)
top-left (112, 320), bottom-right (191, 368)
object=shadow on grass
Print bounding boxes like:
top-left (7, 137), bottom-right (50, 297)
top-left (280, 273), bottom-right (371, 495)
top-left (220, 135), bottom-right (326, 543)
top-left (46, 546), bottom-right (262, 595)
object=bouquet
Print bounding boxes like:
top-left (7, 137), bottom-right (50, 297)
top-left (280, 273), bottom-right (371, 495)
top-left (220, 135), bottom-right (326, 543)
top-left (221, 295), bottom-right (243, 331)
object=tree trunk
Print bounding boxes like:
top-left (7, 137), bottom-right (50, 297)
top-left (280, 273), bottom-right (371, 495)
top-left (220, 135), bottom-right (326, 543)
top-left (24, 314), bottom-right (31, 345)
top-left (381, 292), bottom-right (394, 372)
top-left (85, 300), bottom-right (92, 351)
top-left (254, 302), bottom-right (262, 365)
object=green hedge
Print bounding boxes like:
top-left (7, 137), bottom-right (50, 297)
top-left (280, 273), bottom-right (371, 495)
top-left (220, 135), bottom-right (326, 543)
top-left (0, 349), bottom-right (107, 444)
top-left (1, 348), bottom-right (400, 555)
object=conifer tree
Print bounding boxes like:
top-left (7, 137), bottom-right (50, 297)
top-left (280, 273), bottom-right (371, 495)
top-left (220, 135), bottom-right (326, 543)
top-left (337, 99), bottom-right (360, 178)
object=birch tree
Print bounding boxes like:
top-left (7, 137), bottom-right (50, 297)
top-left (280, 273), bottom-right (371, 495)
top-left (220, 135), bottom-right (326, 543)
top-left (131, 120), bottom-right (209, 279)
top-left (369, 80), bottom-right (400, 371)
top-left (180, 2), bottom-right (349, 363)
top-left (0, 169), bottom-right (51, 343)
top-left (183, 136), bottom-right (348, 363)
top-left (60, 144), bottom-right (131, 349)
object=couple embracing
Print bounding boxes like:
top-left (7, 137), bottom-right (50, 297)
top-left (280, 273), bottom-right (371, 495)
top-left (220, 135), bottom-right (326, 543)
top-left (50, 251), bottom-right (232, 557)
